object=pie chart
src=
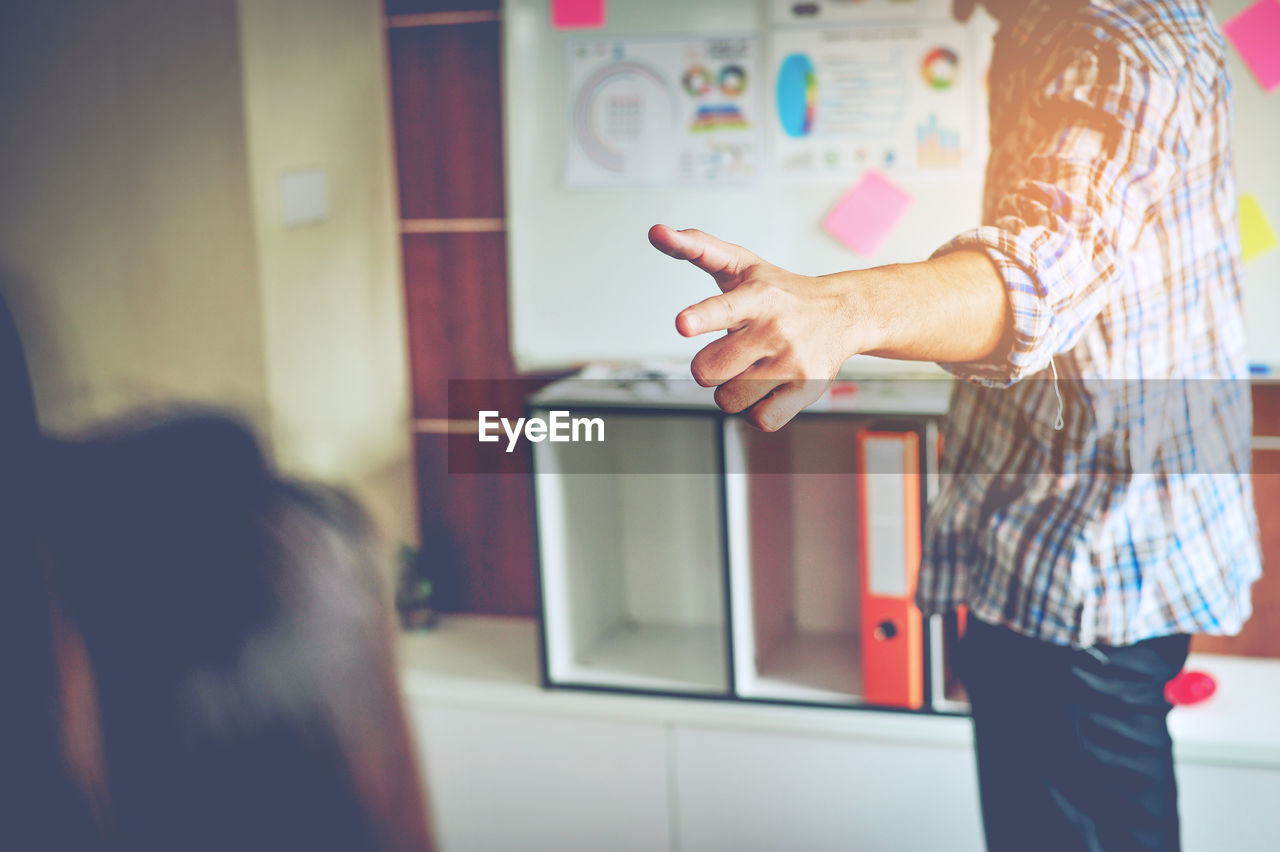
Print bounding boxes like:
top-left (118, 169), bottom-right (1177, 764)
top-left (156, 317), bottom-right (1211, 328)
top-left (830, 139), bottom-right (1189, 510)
top-left (920, 46), bottom-right (960, 92)
top-left (776, 53), bottom-right (817, 138)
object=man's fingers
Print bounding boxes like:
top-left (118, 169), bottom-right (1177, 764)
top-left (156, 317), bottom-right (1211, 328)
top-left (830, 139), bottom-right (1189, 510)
top-left (715, 370), bottom-right (828, 430)
top-left (648, 224), bottom-right (759, 289)
top-left (742, 381), bottom-right (825, 433)
top-left (677, 287), bottom-right (767, 337)
top-left (714, 364), bottom-right (786, 415)
top-left (689, 334), bottom-right (766, 388)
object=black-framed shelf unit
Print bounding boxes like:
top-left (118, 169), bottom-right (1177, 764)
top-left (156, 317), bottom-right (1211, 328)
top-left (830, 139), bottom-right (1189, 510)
top-left (529, 375), bottom-right (969, 714)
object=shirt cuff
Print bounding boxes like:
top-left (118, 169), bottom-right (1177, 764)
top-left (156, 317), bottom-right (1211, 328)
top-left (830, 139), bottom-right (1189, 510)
top-left (932, 227), bottom-right (1058, 388)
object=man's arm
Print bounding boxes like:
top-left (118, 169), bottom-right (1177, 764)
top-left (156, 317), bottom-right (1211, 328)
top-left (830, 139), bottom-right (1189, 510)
top-left (648, 224), bottom-right (1012, 431)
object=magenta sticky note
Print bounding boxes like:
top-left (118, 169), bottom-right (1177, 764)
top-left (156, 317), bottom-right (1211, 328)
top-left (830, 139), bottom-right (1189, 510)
top-left (552, 0), bottom-right (606, 30)
top-left (1224, 0), bottom-right (1280, 93)
top-left (824, 170), bottom-right (913, 257)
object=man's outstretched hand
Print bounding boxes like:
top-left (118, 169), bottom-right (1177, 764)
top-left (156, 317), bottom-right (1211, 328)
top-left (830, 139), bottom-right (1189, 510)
top-left (648, 225), bottom-right (1014, 429)
top-left (648, 224), bottom-right (866, 432)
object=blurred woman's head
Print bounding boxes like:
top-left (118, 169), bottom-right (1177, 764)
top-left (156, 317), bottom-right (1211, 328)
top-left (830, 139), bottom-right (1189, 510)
top-left (44, 413), bottom-right (431, 851)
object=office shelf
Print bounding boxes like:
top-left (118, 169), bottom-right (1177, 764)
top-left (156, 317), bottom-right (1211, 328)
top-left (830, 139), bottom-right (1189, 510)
top-left (533, 410), bottom-right (730, 696)
top-left (530, 377), bottom-right (951, 710)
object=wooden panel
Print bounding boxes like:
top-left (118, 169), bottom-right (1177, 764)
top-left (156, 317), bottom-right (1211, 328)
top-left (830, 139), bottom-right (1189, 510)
top-left (385, 0), bottom-right (499, 15)
top-left (415, 433), bottom-right (538, 615)
top-left (1190, 465), bottom-right (1280, 658)
top-left (387, 22), bottom-right (505, 219)
top-left (1254, 383), bottom-right (1280, 436)
top-left (1191, 384), bottom-right (1280, 658)
top-left (400, 233), bottom-right (563, 614)
top-left (385, 3), bottom-right (546, 615)
top-left (401, 232), bottom-right (514, 418)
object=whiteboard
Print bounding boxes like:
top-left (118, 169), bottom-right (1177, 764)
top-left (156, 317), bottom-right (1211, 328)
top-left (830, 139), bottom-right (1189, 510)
top-left (503, 0), bottom-right (1279, 372)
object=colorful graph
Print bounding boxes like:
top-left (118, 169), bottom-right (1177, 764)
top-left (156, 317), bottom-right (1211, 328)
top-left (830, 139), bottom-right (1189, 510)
top-left (719, 64), bottom-right (748, 96)
top-left (573, 60), bottom-right (677, 173)
top-left (776, 53), bottom-right (817, 138)
top-left (690, 104), bottom-right (750, 132)
top-left (920, 46), bottom-right (959, 91)
top-left (682, 65), bottom-right (712, 97)
top-left (916, 112), bottom-right (961, 168)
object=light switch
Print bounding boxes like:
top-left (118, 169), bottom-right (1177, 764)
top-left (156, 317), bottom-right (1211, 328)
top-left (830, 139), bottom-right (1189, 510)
top-left (280, 169), bottom-right (328, 226)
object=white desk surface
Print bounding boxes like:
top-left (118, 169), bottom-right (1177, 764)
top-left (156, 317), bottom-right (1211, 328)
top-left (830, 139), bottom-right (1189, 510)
top-left (399, 615), bottom-right (1280, 769)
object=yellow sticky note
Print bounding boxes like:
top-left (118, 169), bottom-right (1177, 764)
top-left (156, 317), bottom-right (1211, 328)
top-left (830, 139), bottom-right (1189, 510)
top-left (1241, 193), bottom-right (1278, 263)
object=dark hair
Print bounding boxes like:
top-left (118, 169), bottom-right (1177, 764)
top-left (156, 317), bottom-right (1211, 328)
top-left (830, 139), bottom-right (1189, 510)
top-left (45, 413), bottom-right (433, 851)
top-left (0, 290), bottom-right (105, 849)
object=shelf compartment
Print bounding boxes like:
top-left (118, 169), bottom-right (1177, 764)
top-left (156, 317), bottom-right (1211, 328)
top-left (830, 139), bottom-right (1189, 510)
top-left (750, 629), bottom-right (865, 705)
top-left (534, 411), bottom-right (730, 696)
top-left (727, 418), bottom-right (869, 706)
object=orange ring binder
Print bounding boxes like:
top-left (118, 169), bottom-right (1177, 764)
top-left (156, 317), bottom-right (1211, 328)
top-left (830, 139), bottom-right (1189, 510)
top-left (857, 429), bottom-right (924, 710)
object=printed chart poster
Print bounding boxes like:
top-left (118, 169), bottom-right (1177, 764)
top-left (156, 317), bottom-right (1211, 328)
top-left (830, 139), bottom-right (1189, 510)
top-left (769, 0), bottom-right (957, 26)
top-left (770, 24), bottom-right (983, 180)
top-left (565, 36), bottom-right (761, 187)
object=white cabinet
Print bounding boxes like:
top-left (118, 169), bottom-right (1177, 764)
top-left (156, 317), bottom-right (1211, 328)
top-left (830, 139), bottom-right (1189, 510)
top-left (411, 704), bottom-right (672, 852)
top-left (410, 708), bottom-right (986, 852)
top-left (672, 726), bottom-right (985, 852)
top-left (1179, 763), bottom-right (1280, 852)
top-left (401, 618), bottom-right (1280, 852)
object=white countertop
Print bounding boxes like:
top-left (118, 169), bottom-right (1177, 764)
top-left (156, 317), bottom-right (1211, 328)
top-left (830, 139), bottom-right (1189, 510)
top-left (399, 615), bottom-right (1280, 769)
top-left (530, 374), bottom-right (954, 416)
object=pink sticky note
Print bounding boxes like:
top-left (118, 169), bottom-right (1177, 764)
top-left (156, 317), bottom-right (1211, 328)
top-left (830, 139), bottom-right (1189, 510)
top-left (552, 0), bottom-right (606, 30)
top-left (824, 170), bottom-right (913, 257)
top-left (1224, 0), bottom-right (1280, 93)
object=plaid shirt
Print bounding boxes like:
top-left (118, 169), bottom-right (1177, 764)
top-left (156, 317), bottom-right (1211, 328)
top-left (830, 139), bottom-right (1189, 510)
top-left (917, 0), bottom-right (1261, 647)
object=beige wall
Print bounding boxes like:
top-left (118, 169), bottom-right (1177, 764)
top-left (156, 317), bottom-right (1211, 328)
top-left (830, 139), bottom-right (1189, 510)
top-left (236, 0), bottom-right (415, 548)
top-left (0, 0), bottom-right (415, 547)
top-left (0, 0), bottom-right (269, 433)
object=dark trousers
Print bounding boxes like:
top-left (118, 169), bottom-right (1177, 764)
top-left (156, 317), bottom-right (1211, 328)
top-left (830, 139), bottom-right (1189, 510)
top-left (958, 617), bottom-right (1191, 852)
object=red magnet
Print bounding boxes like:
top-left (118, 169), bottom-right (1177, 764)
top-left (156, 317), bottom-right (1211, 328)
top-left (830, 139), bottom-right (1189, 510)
top-left (1164, 669), bottom-right (1217, 706)
top-left (829, 381), bottom-right (858, 398)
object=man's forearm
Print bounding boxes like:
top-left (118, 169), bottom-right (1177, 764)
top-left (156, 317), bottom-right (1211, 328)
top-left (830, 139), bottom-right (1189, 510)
top-left (831, 249), bottom-right (1014, 366)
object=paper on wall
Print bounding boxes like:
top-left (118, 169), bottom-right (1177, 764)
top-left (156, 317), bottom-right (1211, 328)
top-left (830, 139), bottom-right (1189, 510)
top-left (1223, 0), bottom-right (1280, 93)
top-left (564, 35), bottom-right (761, 187)
top-left (769, 23), bottom-right (984, 180)
top-left (552, 0), bottom-right (606, 31)
top-left (1241, 193), bottom-right (1279, 263)
top-left (823, 169), bottom-right (913, 257)
top-left (769, 0), bottom-right (956, 26)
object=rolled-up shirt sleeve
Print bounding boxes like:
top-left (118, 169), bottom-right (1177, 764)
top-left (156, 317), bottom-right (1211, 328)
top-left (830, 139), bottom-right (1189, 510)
top-left (938, 39), bottom-right (1181, 387)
